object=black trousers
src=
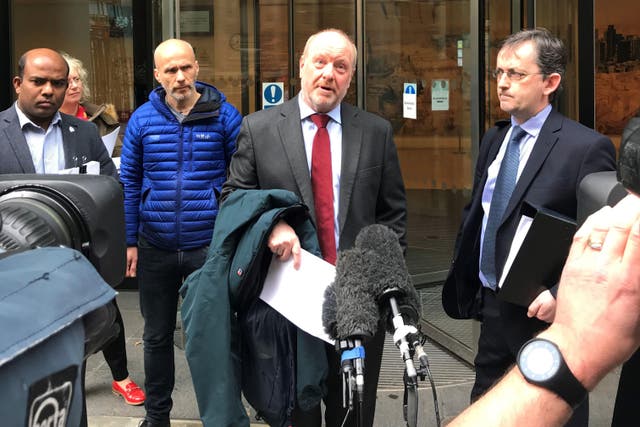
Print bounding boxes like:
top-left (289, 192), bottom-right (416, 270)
top-left (101, 299), bottom-right (129, 381)
top-left (292, 326), bottom-right (386, 427)
top-left (472, 289), bottom-right (588, 427)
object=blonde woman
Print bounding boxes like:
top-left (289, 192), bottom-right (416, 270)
top-left (60, 53), bottom-right (122, 156)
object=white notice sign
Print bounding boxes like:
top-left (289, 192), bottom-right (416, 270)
top-left (403, 83), bottom-right (417, 119)
top-left (431, 79), bottom-right (450, 111)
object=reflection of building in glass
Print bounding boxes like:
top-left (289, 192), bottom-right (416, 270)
top-left (596, 24), bottom-right (640, 137)
top-left (596, 25), bottom-right (640, 71)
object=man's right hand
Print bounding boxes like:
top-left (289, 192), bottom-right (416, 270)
top-left (268, 220), bottom-right (302, 269)
top-left (126, 246), bottom-right (138, 278)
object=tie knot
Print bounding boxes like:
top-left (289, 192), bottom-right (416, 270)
top-left (510, 126), bottom-right (527, 144)
top-left (311, 113), bottom-right (330, 129)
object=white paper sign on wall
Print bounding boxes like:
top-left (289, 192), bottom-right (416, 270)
top-left (403, 83), bottom-right (417, 119)
top-left (431, 79), bottom-right (450, 111)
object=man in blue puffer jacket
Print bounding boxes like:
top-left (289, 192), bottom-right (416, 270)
top-left (119, 38), bottom-right (242, 427)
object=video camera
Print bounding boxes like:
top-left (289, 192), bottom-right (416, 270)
top-left (578, 134), bottom-right (639, 223)
top-left (0, 174), bottom-right (125, 426)
top-left (0, 174), bottom-right (125, 286)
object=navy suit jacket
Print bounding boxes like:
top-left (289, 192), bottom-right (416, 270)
top-left (0, 105), bottom-right (117, 178)
top-left (443, 109), bottom-right (617, 319)
top-left (221, 95), bottom-right (407, 251)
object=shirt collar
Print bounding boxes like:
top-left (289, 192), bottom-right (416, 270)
top-left (298, 96), bottom-right (342, 125)
top-left (512, 104), bottom-right (552, 137)
top-left (15, 102), bottom-right (62, 130)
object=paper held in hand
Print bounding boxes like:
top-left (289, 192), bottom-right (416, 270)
top-left (259, 248), bottom-right (336, 344)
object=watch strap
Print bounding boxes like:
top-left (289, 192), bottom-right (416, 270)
top-left (518, 338), bottom-right (588, 409)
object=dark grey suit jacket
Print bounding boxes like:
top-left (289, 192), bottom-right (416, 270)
top-left (442, 109), bottom-right (617, 319)
top-left (222, 95), bottom-right (407, 251)
top-left (0, 105), bottom-right (117, 178)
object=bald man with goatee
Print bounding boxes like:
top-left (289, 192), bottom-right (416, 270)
top-left (119, 39), bottom-right (242, 427)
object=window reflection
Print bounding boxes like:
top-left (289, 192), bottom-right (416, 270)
top-left (594, 0), bottom-right (640, 150)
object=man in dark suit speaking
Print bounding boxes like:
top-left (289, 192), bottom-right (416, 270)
top-left (0, 48), bottom-right (115, 177)
top-left (442, 28), bottom-right (615, 426)
top-left (222, 28), bottom-right (407, 427)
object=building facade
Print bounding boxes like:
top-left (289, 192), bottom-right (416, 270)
top-left (1, 0), bottom-right (636, 362)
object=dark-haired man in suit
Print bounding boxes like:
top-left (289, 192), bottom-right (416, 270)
top-left (222, 28), bottom-right (406, 427)
top-left (0, 48), bottom-right (115, 177)
top-left (442, 28), bottom-right (616, 426)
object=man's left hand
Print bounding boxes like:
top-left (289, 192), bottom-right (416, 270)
top-left (527, 289), bottom-right (556, 322)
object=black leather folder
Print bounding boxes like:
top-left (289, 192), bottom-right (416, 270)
top-left (497, 202), bottom-right (576, 307)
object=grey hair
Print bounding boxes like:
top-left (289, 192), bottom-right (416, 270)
top-left (301, 28), bottom-right (357, 73)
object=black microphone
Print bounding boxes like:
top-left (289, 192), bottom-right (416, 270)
top-left (322, 284), bottom-right (338, 340)
top-left (618, 125), bottom-right (640, 195)
top-left (354, 224), bottom-right (421, 331)
top-left (353, 224), bottom-right (423, 381)
top-left (321, 247), bottom-right (380, 410)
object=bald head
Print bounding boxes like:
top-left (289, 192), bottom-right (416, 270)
top-left (14, 48), bottom-right (69, 129)
top-left (153, 39), bottom-right (201, 111)
top-left (18, 48), bottom-right (69, 79)
top-left (154, 39), bottom-right (196, 68)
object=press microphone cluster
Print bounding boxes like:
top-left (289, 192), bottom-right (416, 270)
top-left (322, 247), bottom-right (379, 412)
top-left (354, 225), bottom-right (422, 380)
top-left (321, 223), bottom-right (427, 423)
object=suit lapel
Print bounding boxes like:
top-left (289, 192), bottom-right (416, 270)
top-left (503, 110), bottom-right (562, 222)
top-left (60, 115), bottom-right (79, 169)
top-left (276, 97), bottom-right (317, 219)
top-left (338, 103), bottom-right (363, 235)
top-left (1, 107), bottom-right (37, 173)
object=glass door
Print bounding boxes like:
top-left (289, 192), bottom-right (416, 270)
top-left (363, 0), bottom-right (475, 359)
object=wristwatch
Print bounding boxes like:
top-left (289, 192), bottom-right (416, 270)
top-left (516, 338), bottom-right (587, 408)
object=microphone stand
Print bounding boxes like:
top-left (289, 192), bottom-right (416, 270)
top-left (380, 288), bottom-right (441, 427)
top-left (338, 337), bottom-right (366, 427)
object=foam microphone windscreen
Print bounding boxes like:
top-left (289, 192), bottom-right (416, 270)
top-left (618, 128), bottom-right (640, 195)
top-left (333, 248), bottom-right (380, 340)
top-left (355, 224), bottom-right (421, 332)
top-left (322, 284), bottom-right (338, 340)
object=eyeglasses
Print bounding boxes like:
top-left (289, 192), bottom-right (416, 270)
top-left (68, 77), bottom-right (82, 86)
top-left (491, 68), bottom-right (544, 81)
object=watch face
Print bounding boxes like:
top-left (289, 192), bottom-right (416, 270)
top-left (519, 339), bottom-right (561, 381)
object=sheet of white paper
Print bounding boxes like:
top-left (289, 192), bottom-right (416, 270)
top-left (101, 126), bottom-right (120, 157)
top-left (84, 160), bottom-right (100, 175)
top-left (498, 214), bottom-right (534, 289)
top-left (57, 160), bottom-right (100, 175)
top-left (260, 249), bottom-right (336, 344)
top-left (57, 166), bottom-right (80, 175)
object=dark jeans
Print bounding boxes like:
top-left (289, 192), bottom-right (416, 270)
top-left (137, 237), bottom-right (208, 423)
top-left (102, 299), bottom-right (129, 381)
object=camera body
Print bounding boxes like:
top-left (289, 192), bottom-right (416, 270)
top-left (0, 174), bottom-right (125, 287)
top-left (577, 171), bottom-right (627, 226)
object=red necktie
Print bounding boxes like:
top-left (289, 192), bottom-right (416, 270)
top-left (310, 113), bottom-right (337, 265)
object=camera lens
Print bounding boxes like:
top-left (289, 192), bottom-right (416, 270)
top-left (0, 187), bottom-right (88, 253)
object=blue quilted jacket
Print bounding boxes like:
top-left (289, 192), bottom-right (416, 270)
top-left (120, 81), bottom-right (242, 250)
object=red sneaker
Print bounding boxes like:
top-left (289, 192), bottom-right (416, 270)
top-left (112, 380), bottom-right (146, 406)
